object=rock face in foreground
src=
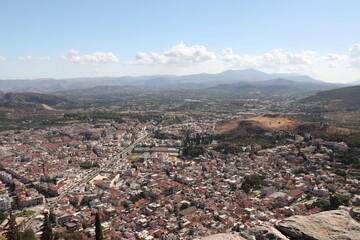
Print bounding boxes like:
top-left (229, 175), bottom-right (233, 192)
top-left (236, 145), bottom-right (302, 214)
top-left (251, 225), bottom-right (289, 240)
top-left (275, 209), bottom-right (360, 240)
top-left (201, 233), bottom-right (246, 240)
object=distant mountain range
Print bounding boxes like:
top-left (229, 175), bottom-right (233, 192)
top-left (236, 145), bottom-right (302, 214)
top-left (0, 69), bottom-right (351, 94)
top-left (199, 78), bottom-right (344, 98)
top-left (347, 79), bottom-right (360, 86)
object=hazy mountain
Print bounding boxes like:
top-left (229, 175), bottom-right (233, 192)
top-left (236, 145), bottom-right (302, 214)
top-left (200, 78), bottom-right (343, 98)
top-left (347, 79), bottom-right (360, 86)
top-left (0, 69), bottom-right (323, 93)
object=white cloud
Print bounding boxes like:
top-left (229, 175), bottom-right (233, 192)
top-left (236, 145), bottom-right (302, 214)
top-left (349, 43), bottom-right (360, 68)
top-left (38, 56), bottom-right (51, 61)
top-left (61, 50), bottom-right (118, 65)
top-left (324, 53), bottom-right (341, 61)
top-left (19, 55), bottom-right (51, 61)
top-left (19, 56), bottom-right (33, 61)
top-left (320, 53), bottom-right (348, 68)
top-left (221, 48), bottom-right (316, 71)
top-left (0, 56), bottom-right (6, 61)
top-left (349, 44), bottom-right (360, 58)
top-left (127, 42), bottom-right (216, 65)
top-left (61, 49), bottom-right (79, 59)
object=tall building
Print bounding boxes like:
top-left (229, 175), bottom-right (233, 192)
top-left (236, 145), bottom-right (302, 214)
top-left (0, 195), bottom-right (11, 211)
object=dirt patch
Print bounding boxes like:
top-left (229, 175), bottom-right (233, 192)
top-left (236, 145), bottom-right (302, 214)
top-left (214, 119), bottom-right (241, 135)
top-left (215, 114), bottom-right (357, 136)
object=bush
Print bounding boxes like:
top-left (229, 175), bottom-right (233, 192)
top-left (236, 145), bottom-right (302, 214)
top-left (329, 195), bottom-right (349, 209)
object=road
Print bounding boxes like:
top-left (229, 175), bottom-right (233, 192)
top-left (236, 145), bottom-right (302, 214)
top-left (59, 132), bottom-right (150, 197)
top-left (22, 132), bottom-right (150, 230)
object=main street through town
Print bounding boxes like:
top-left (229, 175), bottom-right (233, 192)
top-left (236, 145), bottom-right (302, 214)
top-left (22, 132), bottom-right (150, 231)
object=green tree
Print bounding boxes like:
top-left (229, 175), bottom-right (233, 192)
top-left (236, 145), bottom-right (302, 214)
top-left (329, 195), bottom-right (341, 209)
top-left (3, 209), bottom-right (20, 240)
top-left (241, 183), bottom-right (251, 194)
top-left (180, 202), bottom-right (189, 210)
top-left (20, 228), bottom-right (36, 240)
top-left (56, 232), bottom-right (83, 240)
top-left (0, 211), bottom-right (7, 224)
top-left (40, 213), bottom-right (53, 240)
top-left (95, 213), bottom-right (103, 240)
top-left (329, 195), bottom-right (349, 209)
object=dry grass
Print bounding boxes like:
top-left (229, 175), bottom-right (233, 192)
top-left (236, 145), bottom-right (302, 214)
top-left (215, 114), bottom-right (358, 136)
top-left (214, 119), bottom-right (240, 134)
top-left (247, 115), bottom-right (299, 131)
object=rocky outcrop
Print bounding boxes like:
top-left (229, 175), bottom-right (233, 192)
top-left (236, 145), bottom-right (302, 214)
top-left (200, 233), bottom-right (246, 240)
top-left (251, 225), bottom-right (289, 240)
top-left (275, 209), bottom-right (360, 240)
top-left (350, 207), bottom-right (360, 221)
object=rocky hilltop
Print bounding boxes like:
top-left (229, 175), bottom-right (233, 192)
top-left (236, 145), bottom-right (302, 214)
top-left (200, 233), bottom-right (246, 240)
top-left (202, 209), bottom-right (360, 240)
top-left (275, 209), bottom-right (360, 240)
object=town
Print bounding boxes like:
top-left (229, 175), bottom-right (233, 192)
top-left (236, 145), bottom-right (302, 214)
top-left (0, 112), bottom-right (358, 239)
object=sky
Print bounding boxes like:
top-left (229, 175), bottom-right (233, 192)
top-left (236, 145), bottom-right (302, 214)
top-left (1, 0), bottom-right (360, 83)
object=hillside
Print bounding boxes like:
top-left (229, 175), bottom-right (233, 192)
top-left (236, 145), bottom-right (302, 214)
top-left (216, 114), bottom-right (354, 135)
top-left (215, 114), bottom-right (356, 150)
top-left (300, 85), bottom-right (360, 109)
top-left (0, 92), bottom-right (71, 121)
top-left (0, 101), bottom-right (61, 120)
top-left (1, 92), bottom-right (73, 105)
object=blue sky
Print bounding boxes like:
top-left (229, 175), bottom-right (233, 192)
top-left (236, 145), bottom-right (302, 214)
top-left (1, 0), bottom-right (360, 82)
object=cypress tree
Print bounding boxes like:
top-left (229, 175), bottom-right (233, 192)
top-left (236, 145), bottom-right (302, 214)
top-left (3, 209), bottom-right (20, 240)
top-left (40, 213), bottom-right (53, 240)
top-left (95, 212), bottom-right (103, 240)
top-left (20, 228), bottom-right (36, 240)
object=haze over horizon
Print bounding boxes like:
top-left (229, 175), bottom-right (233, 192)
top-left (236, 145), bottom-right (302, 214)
top-left (1, 0), bottom-right (360, 83)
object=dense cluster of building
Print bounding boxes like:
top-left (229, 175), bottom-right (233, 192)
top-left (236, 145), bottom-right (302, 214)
top-left (0, 117), bottom-right (358, 239)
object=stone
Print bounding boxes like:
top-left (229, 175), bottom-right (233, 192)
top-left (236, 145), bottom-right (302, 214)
top-left (200, 233), bottom-right (247, 240)
top-left (251, 225), bottom-right (289, 240)
top-left (350, 207), bottom-right (360, 221)
top-left (275, 209), bottom-right (360, 240)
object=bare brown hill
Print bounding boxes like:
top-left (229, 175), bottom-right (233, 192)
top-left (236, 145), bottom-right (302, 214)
top-left (0, 101), bottom-right (63, 120)
top-left (0, 92), bottom-right (71, 120)
top-left (215, 114), bottom-right (356, 136)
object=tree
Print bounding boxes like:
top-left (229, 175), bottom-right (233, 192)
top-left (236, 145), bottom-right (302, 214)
top-left (241, 183), bottom-right (251, 194)
top-left (329, 195), bottom-right (349, 210)
top-left (95, 213), bottom-right (103, 240)
top-left (55, 232), bottom-right (83, 240)
top-left (20, 228), bottom-right (36, 240)
top-left (180, 202), bottom-right (189, 210)
top-left (329, 195), bottom-right (341, 209)
top-left (0, 211), bottom-right (7, 224)
top-left (40, 213), bottom-right (53, 240)
top-left (3, 209), bottom-right (20, 240)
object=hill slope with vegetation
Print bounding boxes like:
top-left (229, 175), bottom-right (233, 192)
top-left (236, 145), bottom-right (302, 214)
top-left (300, 85), bottom-right (360, 109)
top-left (214, 114), bottom-right (357, 152)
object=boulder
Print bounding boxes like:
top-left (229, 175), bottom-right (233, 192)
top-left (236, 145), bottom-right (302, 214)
top-left (350, 207), bottom-right (360, 221)
top-left (275, 209), bottom-right (360, 240)
top-left (200, 233), bottom-right (247, 240)
top-left (251, 225), bottom-right (289, 240)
